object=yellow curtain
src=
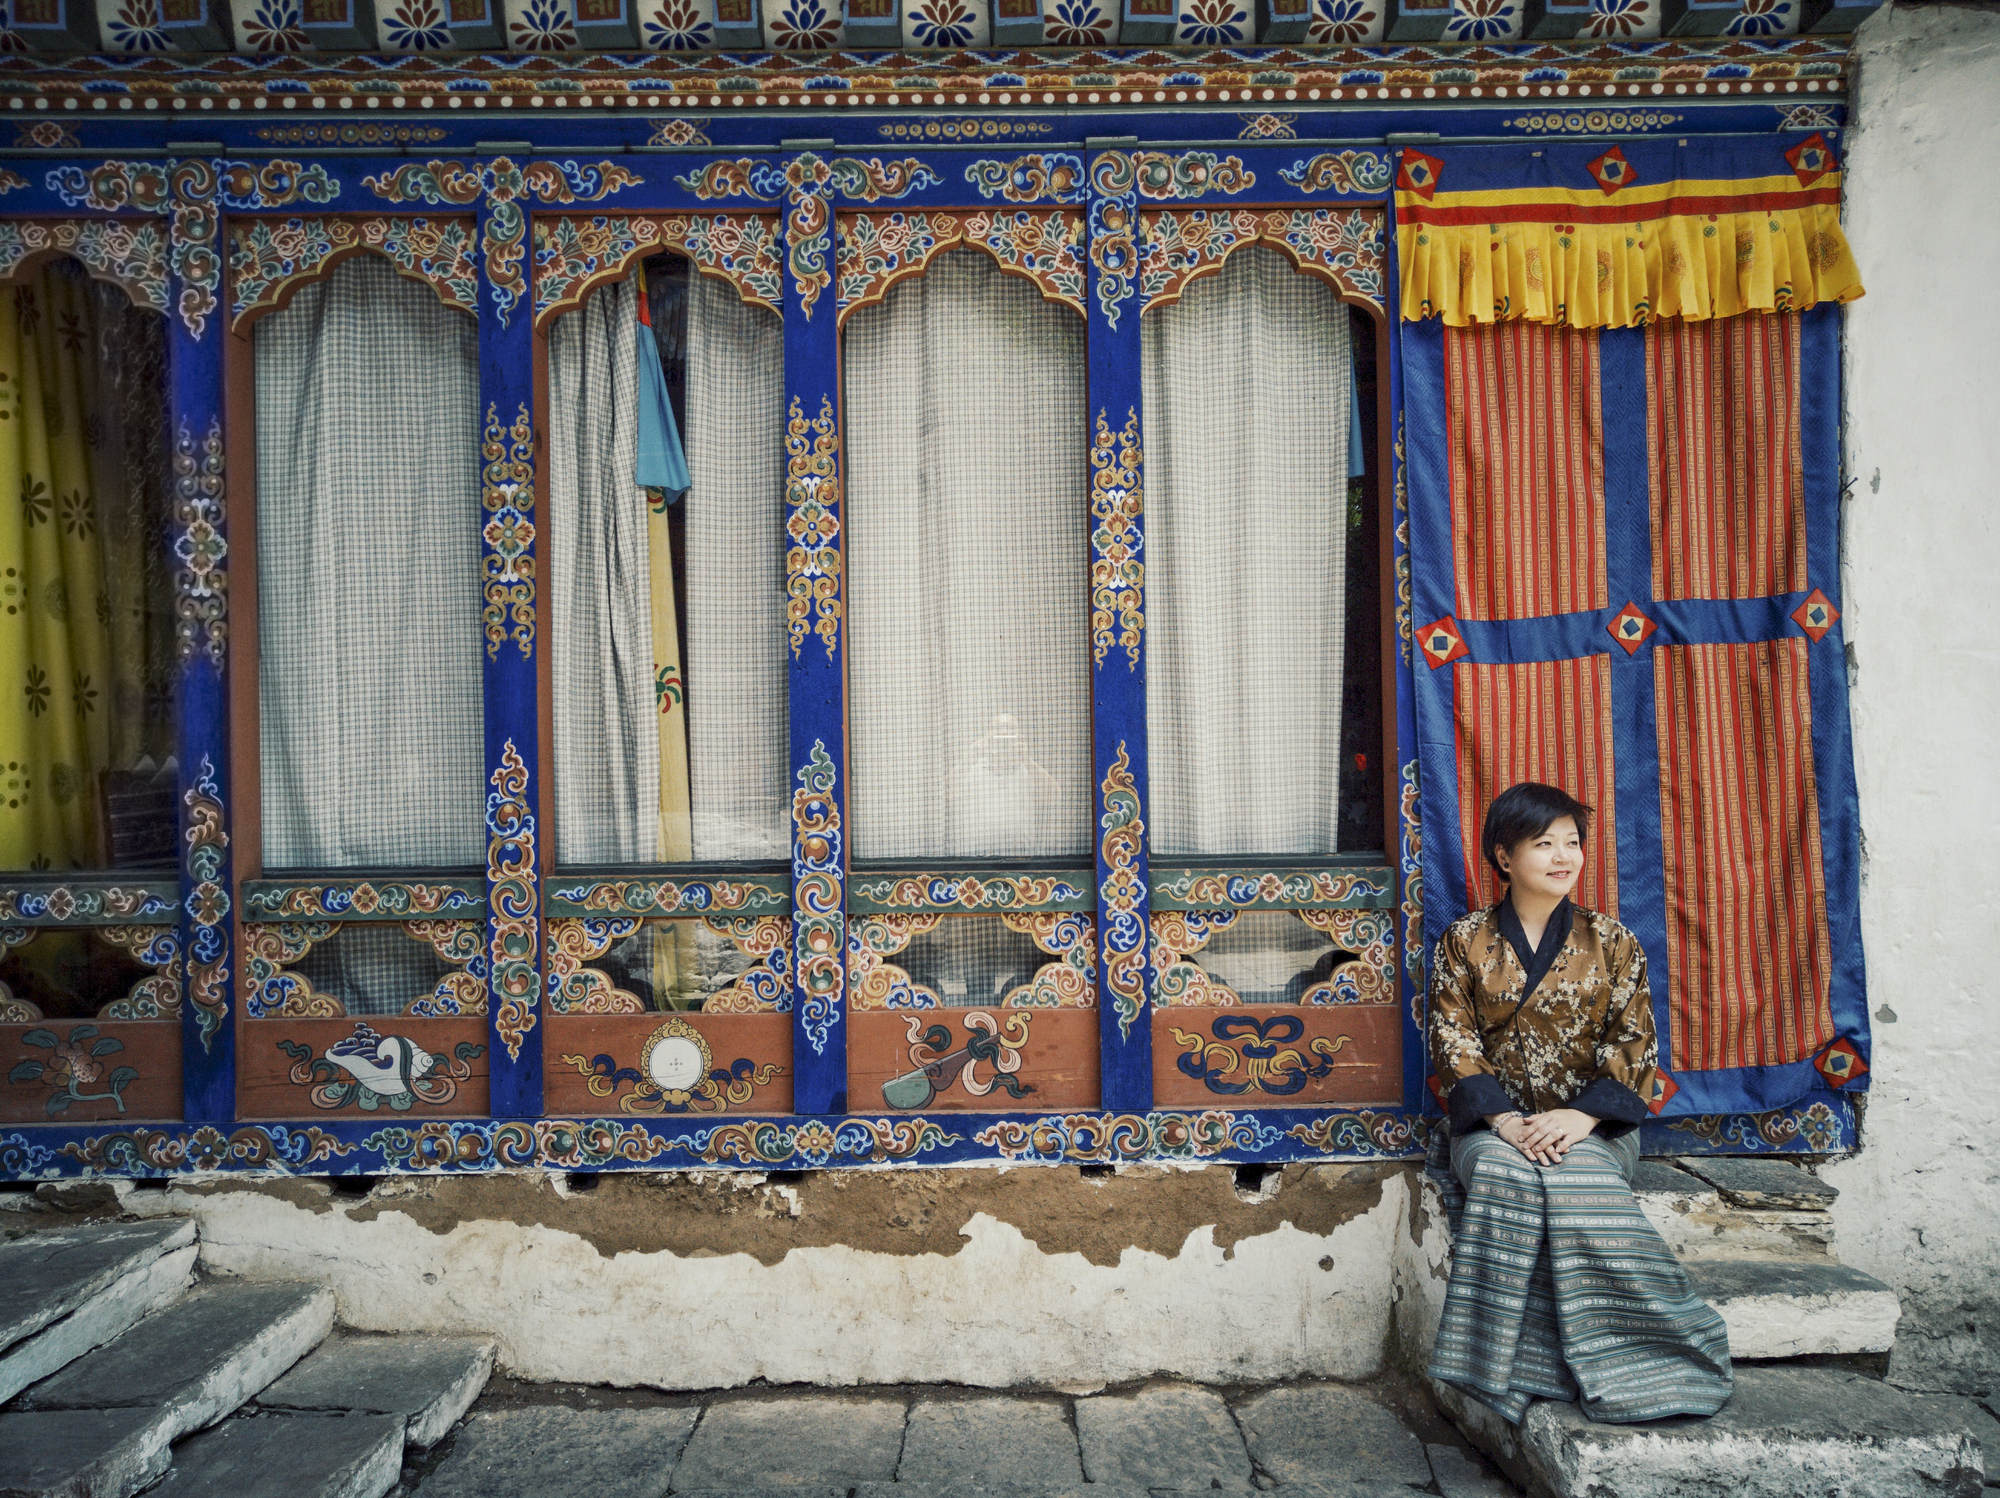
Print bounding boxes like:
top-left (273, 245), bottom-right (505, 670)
top-left (647, 494), bottom-right (702, 1010)
top-left (1398, 173), bottom-right (1864, 329)
top-left (0, 264), bottom-right (147, 870)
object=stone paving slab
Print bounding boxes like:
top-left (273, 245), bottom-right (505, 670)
top-left (1235, 1383), bottom-right (1433, 1490)
top-left (0, 1406), bottom-right (180, 1498)
top-left (1520, 1366), bottom-right (1982, 1498)
top-left (853, 1485), bottom-right (1152, 1498)
top-left (151, 1412), bottom-right (405, 1498)
top-left (1073, 1384), bottom-right (1253, 1491)
top-left (672, 1396), bottom-right (906, 1490)
top-left (1676, 1157), bottom-right (1837, 1210)
top-left (419, 1407), bottom-right (695, 1498)
top-left (259, 1333), bottom-right (498, 1448)
top-left (896, 1398), bottom-right (1083, 1489)
top-left (0, 1219), bottom-right (196, 1355)
top-left (0, 1241), bottom-right (197, 1406)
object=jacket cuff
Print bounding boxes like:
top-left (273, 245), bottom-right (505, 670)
top-left (1571, 1076), bottom-right (1649, 1136)
top-left (1447, 1073), bottom-right (1519, 1136)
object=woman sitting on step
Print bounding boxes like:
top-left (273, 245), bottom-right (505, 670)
top-left (1425, 781), bottom-right (1733, 1426)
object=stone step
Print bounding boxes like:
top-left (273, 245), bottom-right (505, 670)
top-left (148, 1412), bottom-right (405, 1498)
top-left (1632, 1159), bottom-right (1838, 1262)
top-left (255, 1332), bottom-right (497, 1449)
top-left (1685, 1257), bottom-right (1901, 1360)
top-left (0, 1219), bottom-right (197, 1404)
top-left (1437, 1367), bottom-right (1986, 1498)
top-left (0, 1280), bottom-right (335, 1498)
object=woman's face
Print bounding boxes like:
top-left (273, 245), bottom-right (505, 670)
top-left (1496, 815), bottom-right (1584, 904)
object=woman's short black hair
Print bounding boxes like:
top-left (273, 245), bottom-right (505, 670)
top-left (1482, 782), bottom-right (1593, 877)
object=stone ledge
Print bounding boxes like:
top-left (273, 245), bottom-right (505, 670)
top-left (1685, 1258), bottom-right (1901, 1359)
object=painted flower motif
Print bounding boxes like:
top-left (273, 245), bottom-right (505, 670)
top-left (1724, 0), bottom-right (1788, 34)
top-left (105, 0), bottom-right (170, 51)
top-left (906, 0), bottom-right (975, 45)
top-left (642, 0), bottom-right (712, 46)
top-left (1581, 0), bottom-right (1643, 36)
top-left (507, 0), bottom-right (577, 49)
top-left (1045, 0), bottom-right (1111, 43)
top-left (769, 0), bottom-right (838, 46)
top-left (381, 0), bottom-right (451, 47)
top-left (20, 477), bottom-right (48, 529)
top-left (48, 1039), bottom-right (102, 1088)
top-left (1307, 0), bottom-right (1376, 42)
top-left (1443, 0), bottom-right (1514, 40)
top-left (1177, 0), bottom-right (1244, 44)
top-left (242, 0), bottom-right (309, 49)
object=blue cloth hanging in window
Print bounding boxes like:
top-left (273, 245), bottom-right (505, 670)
top-left (1347, 352), bottom-right (1367, 479)
top-left (633, 262), bottom-right (692, 501)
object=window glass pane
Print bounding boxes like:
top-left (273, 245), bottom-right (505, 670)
top-left (548, 264), bottom-right (788, 866)
top-left (547, 915), bottom-right (788, 1013)
top-left (845, 250), bottom-right (1090, 862)
top-left (1143, 246), bottom-right (1356, 857)
top-left (256, 255), bottom-right (483, 868)
top-left (0, 925), bottom-right (177, 1020)
top-left (0, 262), bottom-right (174, 871)
top-left (1184, 910), bottom-right (1350, 1004)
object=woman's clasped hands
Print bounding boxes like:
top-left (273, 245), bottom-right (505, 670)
top-left (1489, 1107), bottom-right (1598, 1165)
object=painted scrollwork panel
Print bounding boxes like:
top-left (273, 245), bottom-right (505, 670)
top-left (532, 211), bottom-right (783, 329)
top-left (243, 920), bottom-right (488, 1019)
top-left (545, 915), bottom-right (792, 1016)
top-left (1138, 206), bottom-right (1386, 315)
top-left (1153, 908), bottom-right (1395, 1008)
top-left (0, 219), bottom-right (169, 313)
top-left (227, 214), bottom-right (479, 331)
top-left (835, 208), bottom-right (1086, 325)
top-left (849, 912), bottom-right (1096, 1012)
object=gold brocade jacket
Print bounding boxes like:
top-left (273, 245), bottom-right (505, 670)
top-left (1427, 901), bottom-right (1657, 1133)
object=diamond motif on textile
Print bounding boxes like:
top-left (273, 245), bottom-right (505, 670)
top-left (1813, 1037), bottom-right (1867, 1088)
top-left (1607, 601), bottom-right (1656, 655)
top-left (1646, 1067), bottom-right (1677, 1115)
top-left (1586, 145), bottom-right (1637, 195)
top-left (1397, 147), bottom-right (1444, 200)
top-left (1785, 132), bottom-right (1837, 188)
top-left (1418, 615), bottom-right (1469, 670)
top-left (1791, 588), bottom-right (1839, 642)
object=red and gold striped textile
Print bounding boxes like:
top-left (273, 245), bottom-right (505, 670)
top-left (1452, 654), bottom-right (1618, 916)
top-left (1444, 322), bottom-right (1607, 622)
top-left (1655, 639), bottom-right (1833, 1070)
top-left (1647, 312), bottom-right (1806, 602)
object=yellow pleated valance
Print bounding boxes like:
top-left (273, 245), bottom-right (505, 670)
top-left (1394, 138), bottom-right (1865, 328)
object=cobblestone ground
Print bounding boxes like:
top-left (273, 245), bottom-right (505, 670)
top-left (387, 1372), bottom-right (1522, 1498)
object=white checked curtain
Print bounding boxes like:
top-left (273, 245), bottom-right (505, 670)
top-left (1142, 246), bottom-right (1353, 857)
top-left (844, 249), bottom-right (1091, 862)
top-left (548, 270), bottom-right (788, 866)
top-left (255, 255), bottom-right (484, 869)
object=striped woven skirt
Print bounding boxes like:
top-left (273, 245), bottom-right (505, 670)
top-left (1426, 1128), bottom-right (1734, 1426)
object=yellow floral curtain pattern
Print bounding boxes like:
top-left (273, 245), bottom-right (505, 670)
top-left (0, 260), bottom-right (171, 870)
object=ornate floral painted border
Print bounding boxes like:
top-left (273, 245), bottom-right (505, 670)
top-left (172, 417), bottom-right (227, 672)
top-left (1276, 149), bottom-right (1394, 195)
top-left (242, 920), bottom-right (487, 1019)
top-left (1150, 867), bottom-right (1393, 911)
top-left (835, 207), bottom-right (1086, 324)
top-left (486, 739), bottom-right (539, 1059)
top-left (1152, 907), bottom-right (1395, 1007)
top-left (792, 740), bottom-right (843, 1056)
top-left (3, 1094), bottom-right (1856, 1178)
top-left (1098, 742), bottom-right (1146, 1041)
top-left (532, 210), bottom-right (783, 329)
top-left (785, 397), bottom-right (841, 663)
top-left (181, 757), bottom-right (230, 1046)
top-left (227, 214), bottom-right (478, 330)
top-left (1138, 205), bottom-right (1386, 315)
top-left (0, 219), bottom-right (169, 314)
top-left (1090, 408), bottom-right (1143, 671)
top-left (849, 911), bottom-right (1096, 1011)
top-left (544, 876), bottom-right (789, 918)
top-left (243, 880), bottom-right (486, 922)
top-left (0, 883), bottom-right (178, 927)
top-left (480, 404), bottom-right (535, 662)
top-left (849, 872), bottom-right (1092, 913)
top-left (546, 914), bottom-right (791, 1015)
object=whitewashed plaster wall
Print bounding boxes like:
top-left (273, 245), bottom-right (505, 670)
top-left (66, 1167), bottom-right (1418, 1390)
top-left (1825, 0), bottom-right (2000, 1394)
